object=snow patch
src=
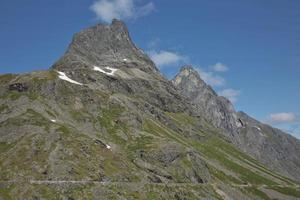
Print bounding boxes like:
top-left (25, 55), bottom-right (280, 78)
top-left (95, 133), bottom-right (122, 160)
top-left (123, 58), bottom-right (128, 61)
top-left (106, 144), bottom-right (111, 150)
top-left (57, 71), bottom-right (83, 85)
top-left (253, 126), bottom-right (261, 131)
top-left (93, 66), bottom-right (118, 76)
top-left (253, 126), bottom-right (266, 137)
top-left (50, 119), bottom-right (56, 123)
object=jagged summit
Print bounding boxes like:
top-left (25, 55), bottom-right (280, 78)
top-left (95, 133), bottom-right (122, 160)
top-left (172, 65), bottom-right (241, 136)
top-left (53, 19), bottom-right (157, 73)
top-left (173, 66), bottom-right (217, 96)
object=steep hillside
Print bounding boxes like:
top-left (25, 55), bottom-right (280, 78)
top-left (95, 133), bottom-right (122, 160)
top-left (172, 66), bottom-right (300, 181)
top-left (0, 20), bottom-right (299, 200)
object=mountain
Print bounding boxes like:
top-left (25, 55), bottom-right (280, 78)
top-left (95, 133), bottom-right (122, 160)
top-left (172, 66), bottom-right (300, 181)
top-left (172, 66), bottom-right (242, 137)
top-left (0, 20), bottom-right (299, 200)
top-left (53, 19), bottom-right (158, 73)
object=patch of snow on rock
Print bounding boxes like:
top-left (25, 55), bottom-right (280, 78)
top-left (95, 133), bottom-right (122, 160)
top-left (123, 58), bottom-right (128, 61)
top-left (93, 66), bottom-right (118, 76)
top-left (254, 126), bottom-right (261, 131)
top-left (253, 126), bottom-right (266, 137)
top-left (50, 119), bottom-right (56, 123)
top-left (57, 71), bottom-right (83, 85)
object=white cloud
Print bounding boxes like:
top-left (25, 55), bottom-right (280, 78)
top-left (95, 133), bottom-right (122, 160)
top-left (135, 2), bottom-right (155, 18)
top-left (196, 68), bottom-right (226, 87)
top-left (148, 50), bottom-right (187, 68)
top-left (268, 112), bottom-right (298, 124)
top-left (218, 88), bottom-right (241, 103)
top-left (211, 62), bottom-right (228, 72)
top-left (90, 0), bottom-right (155, 23)
top-left (147, 38), bottom-right (160, 49)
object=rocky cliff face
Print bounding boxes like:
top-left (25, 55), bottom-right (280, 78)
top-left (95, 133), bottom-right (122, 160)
top-left (172, 66), bottom-right (243, 138)
top-left (53, 19), bottom-right (157, 73)
top-left (237, 111), bottom-right (300, 181)
top-left (172, 66), bottom-right (300, 181)
top-left (0, 20), bottom-right (299, 199)
top-left (51, 19), bottom-right (192, 114)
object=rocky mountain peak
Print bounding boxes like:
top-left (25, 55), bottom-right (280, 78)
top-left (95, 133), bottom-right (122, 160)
top-left (52, 19), bottom-right (157, 73)
top-left (172, 65), bottom-right (216, 97)
top-left (172, 65), bottom-right (241, 136)
top-left (176, 66), bottom-right (201, 81)
top-left (111, 18), bottom-right (129, 30)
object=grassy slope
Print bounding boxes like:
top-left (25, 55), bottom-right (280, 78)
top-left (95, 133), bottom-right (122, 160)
top-left (0, 72), bottom-right (299, 199)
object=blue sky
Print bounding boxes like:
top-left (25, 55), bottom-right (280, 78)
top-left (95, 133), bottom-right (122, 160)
top-left (0, 0), bottom-right (300, 138)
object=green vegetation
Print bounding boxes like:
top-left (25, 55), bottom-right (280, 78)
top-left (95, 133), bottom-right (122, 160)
top-left (55, 124), bottom-right (139, 181)
top-left (126, 134), bottom-right (155, 156)
top-left (98, 105), bottom-right (125, 129)
top-left (143, 119), bottom-right (189, 146)
top-left (208, 165), bottom-right (243, 184)
top-left (268, 186), bottom-right (300, 198)
top-left (26, 109), bottom-right (51, 131)
top-left (198, 135), bottom-right (296, 185)
top-left (34, 185), bottom-right (60, 199)
top-left (0, 74), bottom-right (16, 85)
top-left (0, 97), bottom-right (298, 199)
top-left (0, 108), bottom-right (50, 133)
top-left (0, 104), bottom-right (8, 113)
top-left (0, 185), bottom-right (14, 200)
top-left (0, 89), bottom-right (39, 101)
top-left (244, 187), bottom-right (272, 200)
top-left (0, 142), bottom-right (14, 153)
top-left (142, 115), bottom-right (288, 187)
top-left (98, 104), bottom-right (128, 145)
top-left (195, 136), bottom-right (277, 186)
top-left (6, 91), bottom-right (23, 100)
top-left (45, 109), bottom-right (56, 118)
top-left (166, 112), bottom-right (198, 126)
top-left (0, 134), bottom-right (48, 180)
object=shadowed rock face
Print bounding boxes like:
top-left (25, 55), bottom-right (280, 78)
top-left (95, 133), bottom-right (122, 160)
top-left (172, 66), bottom-right (300, 181)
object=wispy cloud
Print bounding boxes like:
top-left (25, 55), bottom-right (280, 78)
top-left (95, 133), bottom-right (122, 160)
top-left (148, 50), bottom-right (187, 68)
top-left (211, 62), bottom-right (228, 72)
top-left (135, 2), bottom-right (155, 18)
top-left (90, 0), bottom-right (155, 23)
top-left (267, 112), bottom-right (299, 124)
top-left (218, 88), bottom-right (241, 103)
top-left (265, 112), bottom-right (300, 138)
top-left (196, 68), bottom-right (226, 87)
top-left (147, 38), bottom-right (160, 49)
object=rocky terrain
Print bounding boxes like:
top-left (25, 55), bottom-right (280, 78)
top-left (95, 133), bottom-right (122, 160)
top-left (172, 66), bottom-right (300, 181)
top-left (0, 20), bottom-right (299, 199)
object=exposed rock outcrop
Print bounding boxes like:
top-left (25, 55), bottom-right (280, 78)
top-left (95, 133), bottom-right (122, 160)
top-left (53, 19), bottom-right (158, 74)
top-left (172, 66), bottom-right (242, 138)
top-left (172, 65), bottom-right (300, 181)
